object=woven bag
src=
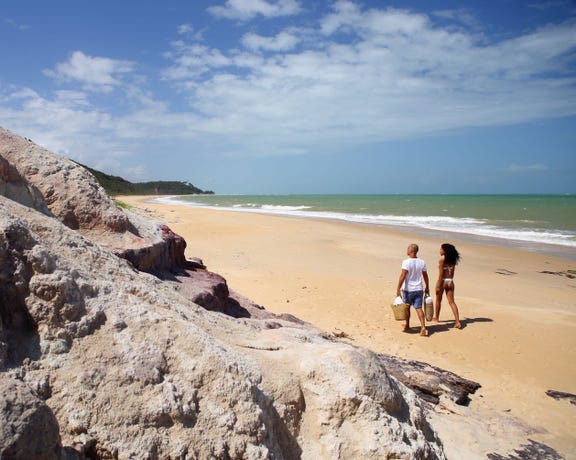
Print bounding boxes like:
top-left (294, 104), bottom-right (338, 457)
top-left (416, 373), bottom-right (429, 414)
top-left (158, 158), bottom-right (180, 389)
top-left (390, 296), bottom-right (409, 321)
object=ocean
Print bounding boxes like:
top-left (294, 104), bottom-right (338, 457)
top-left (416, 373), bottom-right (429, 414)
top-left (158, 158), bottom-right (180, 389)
top-left (153, 194), bottom-right (576, 261)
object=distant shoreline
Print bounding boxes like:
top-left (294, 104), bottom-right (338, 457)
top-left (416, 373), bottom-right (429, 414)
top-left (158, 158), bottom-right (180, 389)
top-left (148, 195), bottom-right (576, 262)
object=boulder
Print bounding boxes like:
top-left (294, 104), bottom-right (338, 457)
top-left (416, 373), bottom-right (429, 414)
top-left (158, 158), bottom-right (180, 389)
top-left (0, 127), bottom-right (129, 232)
top-left (0, 127), bottom-right (191, 275)
top-left (0, 376), bottom-right (62, 460)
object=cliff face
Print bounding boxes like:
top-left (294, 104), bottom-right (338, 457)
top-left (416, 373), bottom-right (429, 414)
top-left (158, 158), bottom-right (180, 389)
top-left (0, 127), bottom-right (447, 459)
top-left (0, 128), bottom-right (129, 233)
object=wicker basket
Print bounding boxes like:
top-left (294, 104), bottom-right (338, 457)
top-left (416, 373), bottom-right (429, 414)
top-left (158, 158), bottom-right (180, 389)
top-left (390, 301), bottom-right (409, 321)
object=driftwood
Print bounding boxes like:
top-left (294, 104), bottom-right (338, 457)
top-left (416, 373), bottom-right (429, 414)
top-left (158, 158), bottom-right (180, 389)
top-left (377, 354), bottom-right (481, 406)
top-left (546, 389), bottom-right (576, 405)
top-left (539, 270), bottom-right (576, 280)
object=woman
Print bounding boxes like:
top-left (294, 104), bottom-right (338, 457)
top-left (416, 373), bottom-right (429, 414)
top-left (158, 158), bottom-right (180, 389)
top-left (433, 243), bottom-right (461, 328)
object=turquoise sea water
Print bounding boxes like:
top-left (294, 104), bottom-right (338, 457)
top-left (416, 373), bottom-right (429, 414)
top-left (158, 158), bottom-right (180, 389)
top-left (154, 194), bottom-right (576, 260)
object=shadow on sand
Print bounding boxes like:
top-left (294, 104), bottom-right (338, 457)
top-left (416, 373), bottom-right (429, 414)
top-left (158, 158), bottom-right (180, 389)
top-left (427, 317), bottom-right (493, 336)
top-left (402, 317), bottom-right (494, 336)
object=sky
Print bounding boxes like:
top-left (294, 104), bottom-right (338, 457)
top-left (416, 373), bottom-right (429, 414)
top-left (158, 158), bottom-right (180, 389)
top-left (1, 0), bottom-right (575, 194)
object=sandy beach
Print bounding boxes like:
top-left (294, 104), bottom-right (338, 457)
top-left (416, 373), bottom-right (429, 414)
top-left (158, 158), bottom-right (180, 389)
top-left (118, 195), bottom-right (576, 458)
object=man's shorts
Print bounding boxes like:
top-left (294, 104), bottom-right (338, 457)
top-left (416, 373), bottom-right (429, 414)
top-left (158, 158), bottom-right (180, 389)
top-left (402, 290), bottom-right (423, 308)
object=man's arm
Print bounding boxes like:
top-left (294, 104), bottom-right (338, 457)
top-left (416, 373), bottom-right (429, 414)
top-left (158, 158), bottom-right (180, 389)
top-left (397, 269), bottom-right (407, 297)
top-left (423, 270), bottom-right (429, 294)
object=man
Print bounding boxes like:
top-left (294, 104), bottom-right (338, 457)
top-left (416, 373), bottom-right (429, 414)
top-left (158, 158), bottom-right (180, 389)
top-left (396, 243), bottom-right (430, 336)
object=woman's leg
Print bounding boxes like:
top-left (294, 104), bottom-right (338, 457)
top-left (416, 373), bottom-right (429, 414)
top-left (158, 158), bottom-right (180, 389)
top-left (445, 288), bottom-right (461, 328)
top-left (433, 285), bottom-right (444, 321)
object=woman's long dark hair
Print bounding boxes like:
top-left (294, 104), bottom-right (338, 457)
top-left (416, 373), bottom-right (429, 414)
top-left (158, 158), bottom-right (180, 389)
top-left (442, 243), bottom-right (461, 265)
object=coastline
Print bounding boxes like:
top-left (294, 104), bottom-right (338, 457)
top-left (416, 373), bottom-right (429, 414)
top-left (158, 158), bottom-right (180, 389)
top-left (153, 193), bottom-right (576, 261)
top-left (118, 195), bottom-right (576, 458)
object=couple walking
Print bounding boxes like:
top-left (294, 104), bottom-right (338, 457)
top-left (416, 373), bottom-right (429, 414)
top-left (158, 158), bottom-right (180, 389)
top-left (396, 243), bottom-right (461, 336)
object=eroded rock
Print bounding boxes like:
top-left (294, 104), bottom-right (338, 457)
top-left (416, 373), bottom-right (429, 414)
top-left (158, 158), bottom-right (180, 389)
top-left (0, 376), bottom-right (62, 460)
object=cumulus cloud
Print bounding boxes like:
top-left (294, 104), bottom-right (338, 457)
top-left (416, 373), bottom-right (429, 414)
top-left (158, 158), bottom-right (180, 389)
top-left (208, 0), bottom-right (302, 21)
top-left (44, 51), bottom-right (135, 92)
top-left (160, 1), bottom-right (576, 156)
top-left (53, 90), bottom-right (90, 108)
top-left (431, 8), bottom-right (482, 30)
top-left (177, 24), bottom-right (206, 41)
top-left (241, 31), bottom-right (300, 51)
top-left (162, 42), bottom-right (231, 80)
top-left (3, 1), bottom-right (576, 173)
top-left (0, 82), bottom-right (200, 181)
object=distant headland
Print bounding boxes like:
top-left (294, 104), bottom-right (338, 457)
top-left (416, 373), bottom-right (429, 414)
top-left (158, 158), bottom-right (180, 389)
top-left (77, 162), bottom-right (214, 196)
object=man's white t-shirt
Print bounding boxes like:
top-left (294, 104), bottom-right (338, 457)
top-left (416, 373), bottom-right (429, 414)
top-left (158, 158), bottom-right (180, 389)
top-left (401, 257), bottom-right (427, 291)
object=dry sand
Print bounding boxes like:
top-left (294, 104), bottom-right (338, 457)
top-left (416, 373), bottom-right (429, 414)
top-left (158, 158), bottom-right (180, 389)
top-left (119, 195), bottom-right (576, 458)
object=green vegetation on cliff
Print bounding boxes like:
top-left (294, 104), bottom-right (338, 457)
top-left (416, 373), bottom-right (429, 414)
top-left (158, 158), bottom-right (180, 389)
top-left (79, 163), bottom-right (214, 196)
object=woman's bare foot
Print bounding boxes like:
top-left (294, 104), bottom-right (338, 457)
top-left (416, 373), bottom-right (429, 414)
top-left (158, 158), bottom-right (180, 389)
top-left (453, 322), bottom-right (462, 329)
top-left (431, 317), bottom-right (439, 323)
top-left (420, 327), bottom-right (428, 337)
top-left (402, 324), bottom-right (410, 332)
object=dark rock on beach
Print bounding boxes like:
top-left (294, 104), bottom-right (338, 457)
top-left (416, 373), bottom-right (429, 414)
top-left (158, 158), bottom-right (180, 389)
top-left (546, 389), bottom-right (576, 405)
top-left (377, 354), bottom-right (481, 406)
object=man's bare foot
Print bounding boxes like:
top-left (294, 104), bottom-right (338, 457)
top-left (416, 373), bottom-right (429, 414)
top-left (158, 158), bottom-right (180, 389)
top-left (431, 317), bottom-right (439, 323)
top-left (420, 327), bottom-right (428, 337)
top-left (402, 324), bottom-right (410, 332)
top-left (453, 322), bottom-right (462, 329)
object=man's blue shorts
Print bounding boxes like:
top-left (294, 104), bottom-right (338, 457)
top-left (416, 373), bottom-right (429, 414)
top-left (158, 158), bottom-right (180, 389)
top-left (402, 290), bottom-right (423, 308)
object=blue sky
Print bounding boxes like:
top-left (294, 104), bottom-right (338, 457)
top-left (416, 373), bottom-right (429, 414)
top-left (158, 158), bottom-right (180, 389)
top-left (1, 0), bottom-right (575, 194)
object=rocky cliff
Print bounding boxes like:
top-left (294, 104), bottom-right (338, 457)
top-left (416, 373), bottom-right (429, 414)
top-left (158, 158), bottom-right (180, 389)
top-left (0, 127), bottom-right (554, 459)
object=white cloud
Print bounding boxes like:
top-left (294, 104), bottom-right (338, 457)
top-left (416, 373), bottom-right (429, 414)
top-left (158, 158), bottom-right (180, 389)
top-left (159, 2), bottom-right (576, 157)
top-left (177, 24), bottom-right (206, 41)
top-left (162, 42), bottom-right (231, 80)
top-left (3, 1), bottom-right (576, 175)
top-left (242, 31), bottom-right (300, 51)
top-left (321, 2), bottom-right (430, 37)
top-left (53, 90), bottom-right (90, 108)
top-left (0, 83), bottom-right (201, 180)
top-left (43, 51), bottom-right (135, 92)
top-left (208, 0), bottom-right (302, 21)
top-left (177, 24), bottom-right (194, 35)
top-left (431, 8), bottom-right (481, 30)
top-left (3, 18), bottom-right (30, 31)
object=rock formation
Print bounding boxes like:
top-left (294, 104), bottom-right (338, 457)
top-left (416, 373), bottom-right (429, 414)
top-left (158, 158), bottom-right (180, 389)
top-left (0, 127), bottom-right (561, 459)
top-left (0, 376), bottom-right (61, 460)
